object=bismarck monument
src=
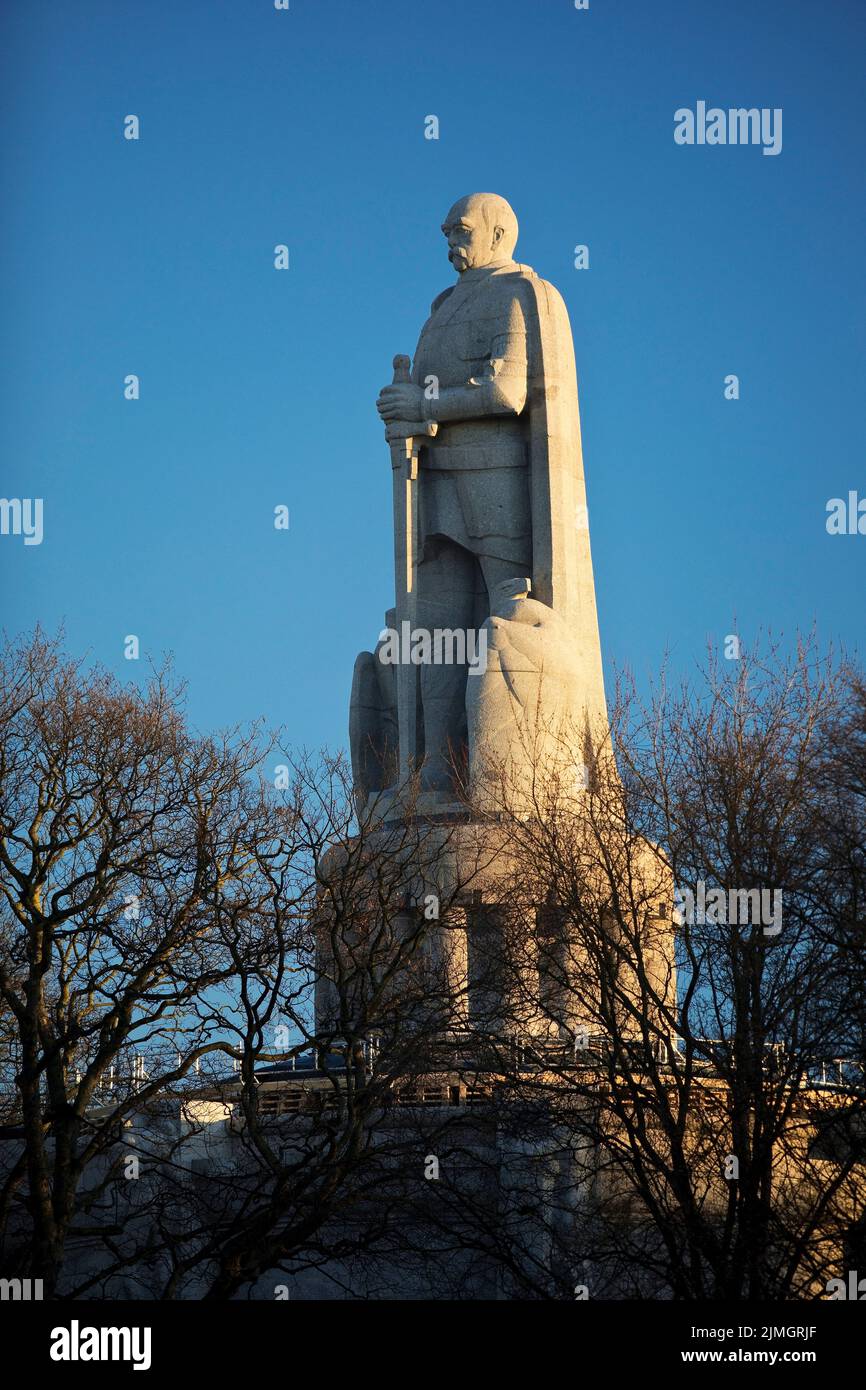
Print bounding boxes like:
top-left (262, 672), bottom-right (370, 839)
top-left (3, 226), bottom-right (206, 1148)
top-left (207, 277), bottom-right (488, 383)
top-left (324, 193), bottom-right (674, 1039)
top-left (350, 192), bottom-right (608, 814)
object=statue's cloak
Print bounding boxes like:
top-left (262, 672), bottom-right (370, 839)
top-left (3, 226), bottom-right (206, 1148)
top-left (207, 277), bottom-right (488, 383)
top-left (415, 261), bottom-right (608, 730)
top-left (502, 264), bottom-right (608, 729)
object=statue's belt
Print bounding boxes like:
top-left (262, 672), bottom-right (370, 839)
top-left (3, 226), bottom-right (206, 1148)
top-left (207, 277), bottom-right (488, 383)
top-left (420, 441), bottom-right (528, 472)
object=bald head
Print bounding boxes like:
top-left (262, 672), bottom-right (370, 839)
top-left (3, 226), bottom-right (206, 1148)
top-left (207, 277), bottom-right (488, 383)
top-left (441, 193), bottom-right (519, 274)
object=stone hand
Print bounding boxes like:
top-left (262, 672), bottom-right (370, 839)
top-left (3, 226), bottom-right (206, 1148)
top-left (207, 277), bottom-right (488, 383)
top-left (377, 382), bottom-right (425, 422)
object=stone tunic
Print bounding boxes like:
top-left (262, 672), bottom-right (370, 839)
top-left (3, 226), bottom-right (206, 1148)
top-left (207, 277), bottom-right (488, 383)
top-left (411, 260), bottom-right (536, 569)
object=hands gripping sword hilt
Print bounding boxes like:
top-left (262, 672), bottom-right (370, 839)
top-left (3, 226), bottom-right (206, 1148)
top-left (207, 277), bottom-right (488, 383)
top-left (385, 354), bottom-right (438, 452)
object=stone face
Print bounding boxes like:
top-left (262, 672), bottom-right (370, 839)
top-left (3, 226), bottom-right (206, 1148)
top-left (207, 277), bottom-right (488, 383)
top-left (350, 192), bottom-right (607, 808)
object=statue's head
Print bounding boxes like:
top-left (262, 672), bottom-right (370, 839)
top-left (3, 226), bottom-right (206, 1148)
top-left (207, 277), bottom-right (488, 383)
top-left (441, 193), bottom-right (518, 274)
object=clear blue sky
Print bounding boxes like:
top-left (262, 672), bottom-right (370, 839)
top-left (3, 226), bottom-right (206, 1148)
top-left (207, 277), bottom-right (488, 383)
top-left (2, 0), bottom-right (864, 751)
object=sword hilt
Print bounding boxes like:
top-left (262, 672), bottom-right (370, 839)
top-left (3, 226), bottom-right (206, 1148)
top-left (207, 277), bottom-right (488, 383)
top-left (392, 354), bottom-right (412, 384)
top-left (385, 420), bottom-right (438, 450)
top-left (386, 356), bottom-right (438, 449)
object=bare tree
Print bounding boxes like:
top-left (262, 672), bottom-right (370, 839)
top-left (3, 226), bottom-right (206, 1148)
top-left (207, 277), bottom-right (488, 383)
top-left (0, 631), bottom-right (482, 1299)
top-left (415, 639), bottom-right (866, 1300)
top-left (6, 629), bottom-right (862, 1302)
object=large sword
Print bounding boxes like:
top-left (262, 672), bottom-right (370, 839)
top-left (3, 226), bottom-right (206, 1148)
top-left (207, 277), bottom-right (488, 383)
top-left (385, 354), bottom-right (437, 790)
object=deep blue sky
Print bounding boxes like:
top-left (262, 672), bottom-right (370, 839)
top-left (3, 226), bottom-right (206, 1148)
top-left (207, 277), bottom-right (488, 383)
top-left (2, 0), bottom-right (864, 751)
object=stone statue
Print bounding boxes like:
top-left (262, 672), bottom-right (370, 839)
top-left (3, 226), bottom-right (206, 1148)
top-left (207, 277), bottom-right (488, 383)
top-left (335, 196), bottom-right (676, 1048)
top-left (351, 192), bottom-right (608, 812)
